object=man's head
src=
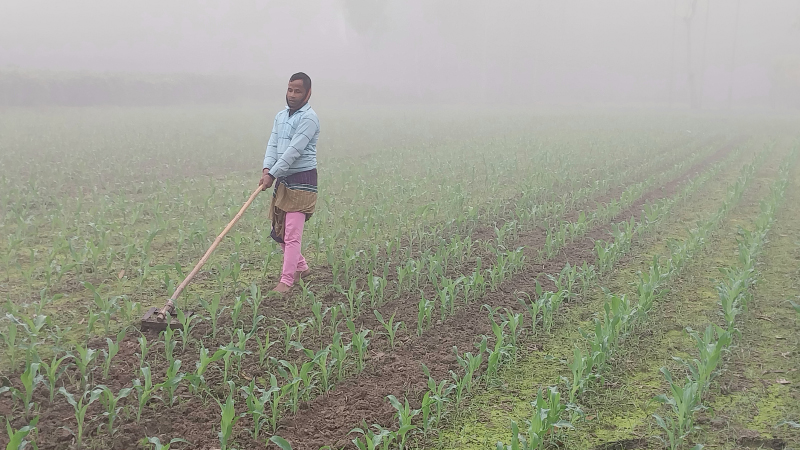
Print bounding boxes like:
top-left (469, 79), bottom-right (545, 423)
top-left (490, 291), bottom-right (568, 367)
top-left (287, 72), bottom-right (312, 111)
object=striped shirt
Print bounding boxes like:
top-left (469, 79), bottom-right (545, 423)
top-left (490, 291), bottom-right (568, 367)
top-left (263, 103), bottom-right (319, 179)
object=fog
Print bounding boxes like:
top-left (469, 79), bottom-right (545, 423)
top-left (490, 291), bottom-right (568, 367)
top-left (1, 0), bottom-right (799, 109)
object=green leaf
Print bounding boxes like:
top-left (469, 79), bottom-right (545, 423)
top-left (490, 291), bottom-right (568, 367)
top-left (269, 435), bottom-right (293, 450)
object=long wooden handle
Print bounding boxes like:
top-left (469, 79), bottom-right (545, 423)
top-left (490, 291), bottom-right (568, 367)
top-left (159, 185), bottom-right (263, 316)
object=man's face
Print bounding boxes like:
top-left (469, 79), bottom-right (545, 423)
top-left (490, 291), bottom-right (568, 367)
top-left (286, 80), bottom-right (307, 109)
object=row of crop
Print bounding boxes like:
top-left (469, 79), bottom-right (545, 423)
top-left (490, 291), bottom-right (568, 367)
top-left (487, 145), bottom-right (770, 450)
top-left (316, 142), bottom-right (749, 450)
top-left (0, 135), bottom-right (712, 323)
top-left (0, 140), bottom-right (726, 448)
top-left (491, 147), bottom-right (764, 449)
top-left (652, 153), bottom-right (793, 450)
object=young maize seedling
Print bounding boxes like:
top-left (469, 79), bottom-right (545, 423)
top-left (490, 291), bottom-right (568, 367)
top-left (329, 302), bottom-right (345, 334)
top-left (230, 291), bottom-right (245, 329)
top-left (188, 346), bottom-right (228, 394)
top-left (255, 328), bottom-right (275, 367)
top-left (517, 291), bottom-right (541, 335)
top-left (374, 310), bottom-right (402, 350)
top-left (74, 343), bottom-right (97, 393)
top-left (162, 322), bottom-right (177, 367)
top-left (387, 395), bottom-right (419, 450)
top-left (677, 325), bottom-right (732, 394)
top-left (304, 345), bottom-right (335, 393)
top-left (1, 321), bottom-right (18, 368)
top-left (563, 347), bottom-right (596, 404)
top-left (347, 320), bottom-right (371, 374)
top-left (485, 317), bottom-right (512, 381)
top-left (158, 359), bottom-right (185, 407)
top-left (716, 267), bottom-right (751, 332)
top-left (240, 378), bottom-right (273, 440)
top-left (451, 347), bottom-right (481, 404)
top-left (331, 332), bottom-right (351, 381)
top-left (20, 361), bottom-right (43, 418)
top-left (269, 435), bottom-right (294, 450)
top-left (138, 334), bottom-right (149, 368)
top-left (44, 353), bottom-right (72, 403)
top-left (59, 386), bottom-right (103, 449)
top-left (99, 385), bottom-right (132, 435)
top-left (416, 294), bottom-right (434, 336)
top-left (247, 283), bottom-right (266, 329)
top-left (5, 416), bottom-right (39, 450)
top-left (653, 367), bottom-right (704, 450)
top-left (496, 387), bottom-right (573, 450)
top-left (199, 294), bottom-right (225, 339)
top-left (369, 275), bottom-right (387, 307)
top-left (133, 365), bottom-right (160, 423)
top-left (176, 308), bottom-right (198, 352)
top-left (102, 328), bottom-right (126, 380)
top-left (351, 423), bottom-right (394, 450)
top-left (146, 437), bottom-right (189, 450)
top-left (217, 381), bottom-right (240, 450)
top-left (539, 290), bottom-right (564, 333)
top-left (84, 282), bottom-right (120, 336)
top-left (504, 308), bottom-right (524, 358)
top-left (310, 298), bottom-right (330, 336)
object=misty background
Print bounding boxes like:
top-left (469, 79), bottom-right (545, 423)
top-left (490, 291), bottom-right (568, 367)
top-left (1, 0), bottom-right (798, 109)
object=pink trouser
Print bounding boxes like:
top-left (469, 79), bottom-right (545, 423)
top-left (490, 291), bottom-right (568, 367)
top-left (280, 212), bottom-right (309, 286)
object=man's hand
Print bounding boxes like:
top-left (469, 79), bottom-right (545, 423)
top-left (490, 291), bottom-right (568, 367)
top-left (260, 169), bottom-right (275, 191)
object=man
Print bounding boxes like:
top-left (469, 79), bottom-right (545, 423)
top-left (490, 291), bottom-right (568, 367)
top-left (259, 72), bottom-right (319, 294)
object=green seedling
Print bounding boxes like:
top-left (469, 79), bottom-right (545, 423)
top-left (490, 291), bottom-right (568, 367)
top-left (44, 353), bottom-right (72, 403)
top-left (102, 328), bottom-right (126, 380)
top-left (74, 343), bottom-right (97, 393)
top-left (59, 386), bottom-right (103, 449)
top-left (199, 294), bottom-right (224, 339)
top-left (1, 321), bottom-right (18, 368)
top-left (653, 367), bottom-right (704, 450)
top-left (331, 332), bottom-right (351, 381)
top-left (347, 320), bottom-right (371, 373)
top-left (269, 436), bottom-right (294, 450)
top-left (387, 395), bottom-right (419, 450)
top-left (158, 359), bottom-right (185, 407)
top-left (176, 308), bottom-right (198, 352)
top-left (99, 385), bottom-right (132, 435)
top-left (254, 328), bottom-right (275, 366)
top-left (137, 334), bottom-right (149, 367)
top-left (310, 298), bottom-right (329, 336)
top-left (417, 294), bottom-right (434, 336)
top-left (133, 365), bottom-right (159, 423)
top-left (374, 310), bottom-right (402, 349)
top-left (217, 381), bottom-right (239, 450)
top-left (146, 436), bottom-right (189, 450)
top-left (18, 361), bottom-right (42, 418)
top-left (5, 416), bottom-right (39, 450)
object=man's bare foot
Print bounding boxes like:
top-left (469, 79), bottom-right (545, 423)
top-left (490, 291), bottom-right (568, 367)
top-left (295, 268), bottom-right (311, 281)
top-left (272, 282), bottom-right (292, 294)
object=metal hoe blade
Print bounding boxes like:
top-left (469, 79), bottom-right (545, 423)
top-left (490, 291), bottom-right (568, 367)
top-left (140, 307), bottom-right (194, 332)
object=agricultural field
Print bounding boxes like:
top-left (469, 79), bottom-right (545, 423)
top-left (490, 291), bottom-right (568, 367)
top-left (0, 107), bottom-right (799, 450)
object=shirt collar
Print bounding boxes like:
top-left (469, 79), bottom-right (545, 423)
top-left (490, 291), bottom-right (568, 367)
top-left (287, 103), bottom-right (311, 116)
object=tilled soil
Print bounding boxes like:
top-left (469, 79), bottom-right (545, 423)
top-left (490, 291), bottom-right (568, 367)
top-left (268, 139), bottom-right (740, 449)
top-left (0, 138), bottom-right (737, 450)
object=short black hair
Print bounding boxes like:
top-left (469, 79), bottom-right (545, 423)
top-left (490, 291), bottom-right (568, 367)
top-left (289, 72), bottom-right (311, 92)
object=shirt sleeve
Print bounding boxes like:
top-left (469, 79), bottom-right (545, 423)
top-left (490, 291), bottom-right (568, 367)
top-left (262, 117), bottom-right (279, 170)
top-left (269, 116), bottom-right (318, 178)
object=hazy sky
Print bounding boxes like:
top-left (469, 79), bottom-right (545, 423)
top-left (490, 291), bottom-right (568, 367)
top-left (1, 0), bottom-right (799, 106)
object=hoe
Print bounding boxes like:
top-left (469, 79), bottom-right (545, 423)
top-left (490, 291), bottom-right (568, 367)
top-left (140, 186), bottom-right (263, 331)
